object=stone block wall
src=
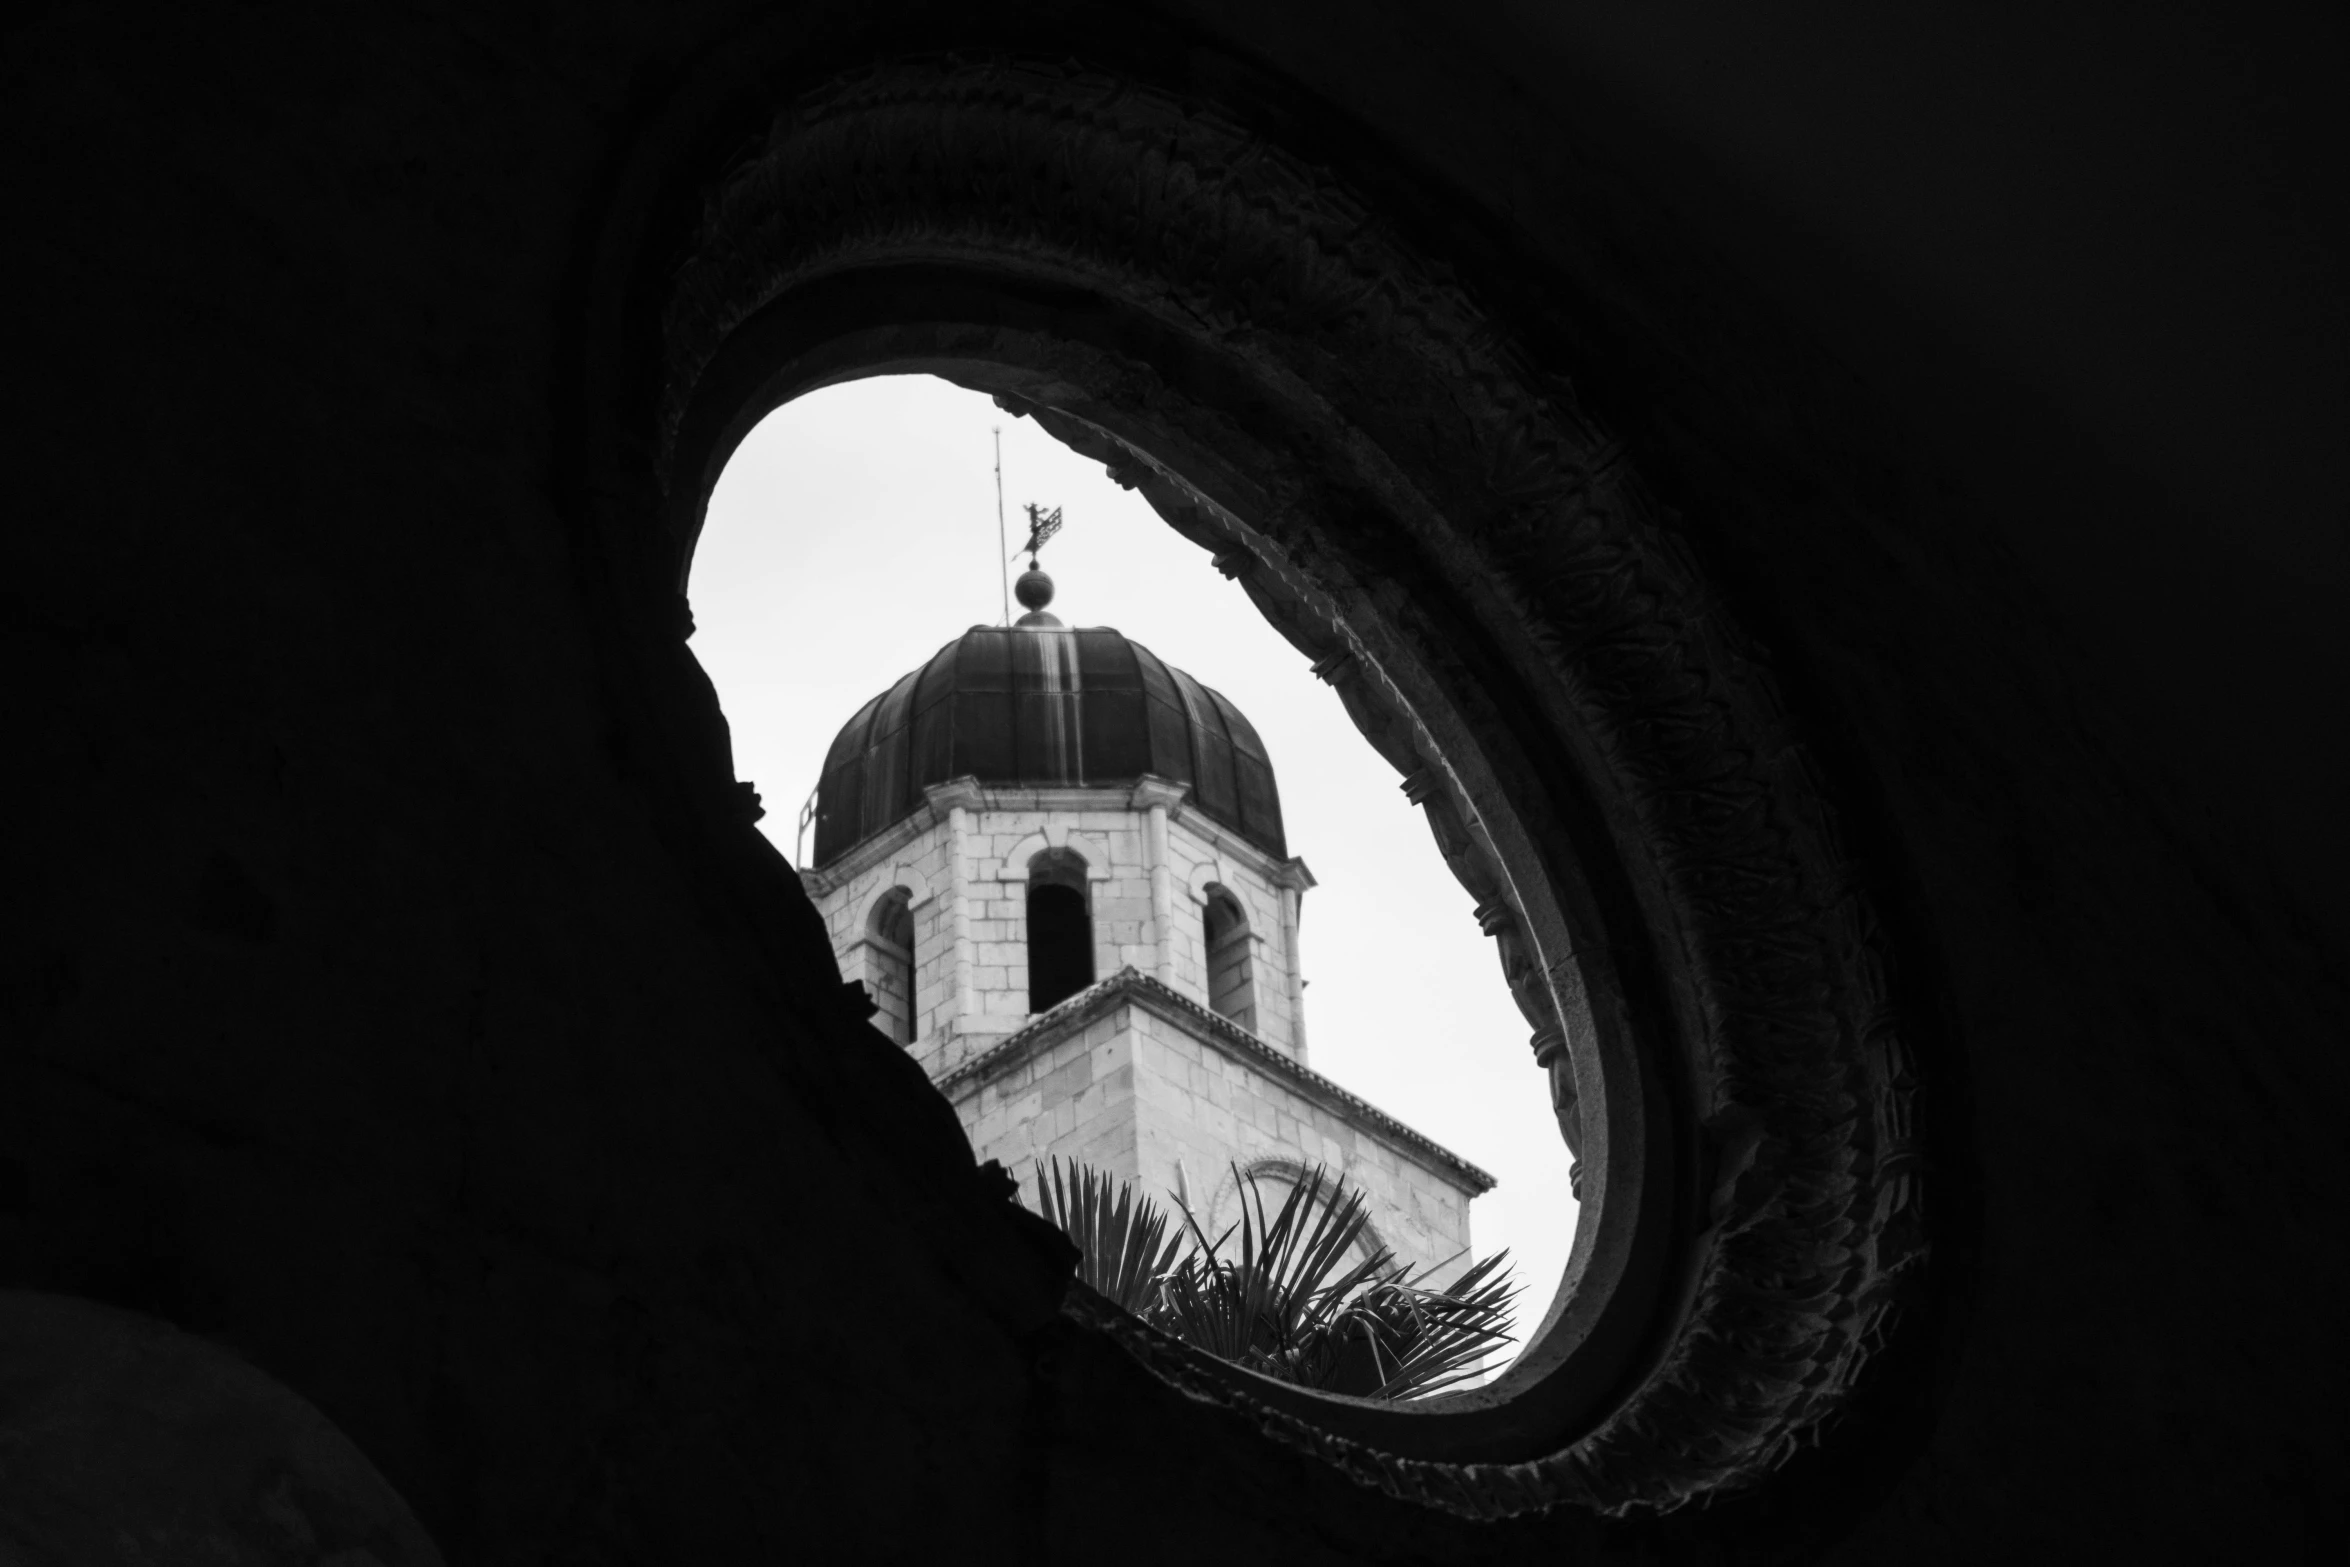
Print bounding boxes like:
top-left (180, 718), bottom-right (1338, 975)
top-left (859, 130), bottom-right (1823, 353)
top-left (1159, 811), bottom-right (1301, 1056)
top-left (954, 1008), bottom-right (1142, 1187)
top-left (951, 993), bottom-right (1477, 1281)
top-left (964, 805), bottom-right (1134, 1020)
top-left (808, 816), bottom-right (964, 1071)
top-left (809, 787), bottom-right (1310, 1074)
top-left (1122, 1005), bottom-right (1473, 1280)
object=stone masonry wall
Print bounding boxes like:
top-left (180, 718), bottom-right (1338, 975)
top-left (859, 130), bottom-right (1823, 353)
top-left (809, 816), bottom-right (963, 1074)
top-left (952, 995), bottom-right (1477, 1281)
top-left (956, 1005), bottom-right (1142, 1188)
top-left (963, 805), bottom-right (1136, 1030)
top-left (1159, 811), bottom-right (1301, 1057)
top-left (810, 788), bottom-right (1309, 1075)
top-left (1125, 1006), bottom-right (1472, 1281)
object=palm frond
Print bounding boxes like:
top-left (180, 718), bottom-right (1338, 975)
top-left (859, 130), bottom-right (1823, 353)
top-left (1037, 1158), bottom-right (1521, 1401)
top-left (1165, 1164), bottom-right (1397, 1380)
top-left (1335, 1250), bottom-right (1523, 1399)
top-left (1033, 1157), bottom-right (1186, 1317)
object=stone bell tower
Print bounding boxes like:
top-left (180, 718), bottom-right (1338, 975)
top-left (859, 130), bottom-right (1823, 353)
top-left (799, 566), bottom-right (1491, 1275)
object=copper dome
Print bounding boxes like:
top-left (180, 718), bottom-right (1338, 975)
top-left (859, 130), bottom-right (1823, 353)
top-left (811, 623), bottom-right (1286, 868)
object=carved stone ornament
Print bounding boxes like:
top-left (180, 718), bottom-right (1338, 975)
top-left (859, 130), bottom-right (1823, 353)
top-left (657, 55), bottom-right (1924, 1518)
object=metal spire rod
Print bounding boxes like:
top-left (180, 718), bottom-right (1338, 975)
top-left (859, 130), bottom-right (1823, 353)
top-left (993, 426), bottom-right (1011, 626)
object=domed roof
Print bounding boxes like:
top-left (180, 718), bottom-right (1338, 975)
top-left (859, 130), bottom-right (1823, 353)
top-left (812, 621), bottom-right (1287, 868)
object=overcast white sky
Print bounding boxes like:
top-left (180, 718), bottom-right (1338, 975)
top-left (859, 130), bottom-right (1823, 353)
top-left (687, 374), bottom-right (1577, 1350)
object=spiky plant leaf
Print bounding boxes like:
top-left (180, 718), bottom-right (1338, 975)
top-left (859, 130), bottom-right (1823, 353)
top-left (1328, 1250), bottom-right (1523, 1399)
top-left (1038, 1158), bottom-right (1520, 1401)
top-left (1033, 1157), bottom-right (1186, 1317)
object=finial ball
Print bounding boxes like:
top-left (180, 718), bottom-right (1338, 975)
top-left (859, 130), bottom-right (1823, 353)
top-left (1014, 566), bottom-right (1055, 611)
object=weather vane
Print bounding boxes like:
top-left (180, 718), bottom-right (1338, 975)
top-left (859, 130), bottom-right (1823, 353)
top-left (1019, 502), bottom-right (1063, 564)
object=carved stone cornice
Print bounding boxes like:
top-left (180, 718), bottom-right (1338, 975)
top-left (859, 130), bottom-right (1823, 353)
top-left (921, 777), bottom-right (985, 814)
top-left (662, 54), bottom-right (1924, 1522)
top-left (936, 965), bottom-right (1494, 1197)
top-left (796, 802), bottom-right (944, 898)
top-left (1126, 774), bottom-right (1188, 812)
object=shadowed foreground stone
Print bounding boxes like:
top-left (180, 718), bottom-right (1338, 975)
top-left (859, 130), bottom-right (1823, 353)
top-left (0, 1292), bottom-right (445, 1567)
top-left (1, 0), bottom-right (2342, 1558)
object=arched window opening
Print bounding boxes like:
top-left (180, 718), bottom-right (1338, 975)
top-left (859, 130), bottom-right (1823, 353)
top-left (1027, 848), bottom-right (1094, 1013)
top-left (866, 887), bottom-right (916, 1046)
top-left (1202, 885), bottom-right (1256, 1031)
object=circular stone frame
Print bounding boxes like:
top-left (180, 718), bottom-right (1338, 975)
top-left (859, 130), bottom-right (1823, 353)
top-left (655, 56), bottom-right (1923, 1518)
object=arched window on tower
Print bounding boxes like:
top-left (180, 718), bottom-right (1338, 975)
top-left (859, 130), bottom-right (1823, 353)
top-left (866, 887), bottom-right (916, 1046)
top-left (1203, 884), bottom-right (1257, 1031)
top-left (1027, 848), bottom-right (1095, 1013)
